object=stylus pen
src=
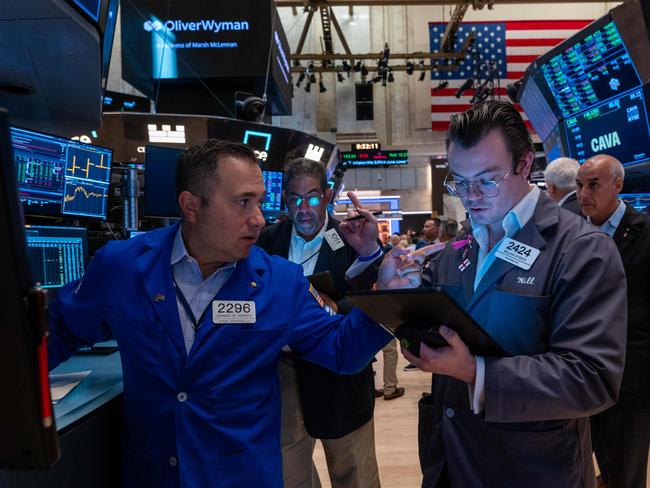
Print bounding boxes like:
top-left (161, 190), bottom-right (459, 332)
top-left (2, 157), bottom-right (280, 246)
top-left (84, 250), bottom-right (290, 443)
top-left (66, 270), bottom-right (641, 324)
top-left (344, 211), bottom-right (383, 221)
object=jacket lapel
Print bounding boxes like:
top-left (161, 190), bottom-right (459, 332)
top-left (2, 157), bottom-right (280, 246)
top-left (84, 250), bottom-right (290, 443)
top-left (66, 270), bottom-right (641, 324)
top-left (274, 220), bottom-right (292, 258)
top-left (466, 194), bottom-right (554, 310)
top-left (614, 204), bottom-right (643, 255)
top-left (459, 241), bottom-right (479, 307)
top-left (313, 218), bottom-right (339, 274)
top-left (135, 224), bottom-right (187, 358)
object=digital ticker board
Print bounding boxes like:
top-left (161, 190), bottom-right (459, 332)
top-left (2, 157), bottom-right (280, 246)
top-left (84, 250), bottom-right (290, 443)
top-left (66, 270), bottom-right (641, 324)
top-left (340, 150), bottom-right (408, 168)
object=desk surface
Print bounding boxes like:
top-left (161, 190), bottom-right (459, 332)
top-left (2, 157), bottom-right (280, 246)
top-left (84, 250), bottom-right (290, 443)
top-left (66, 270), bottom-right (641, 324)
top-left (51, 342), bottom-right (123, 432)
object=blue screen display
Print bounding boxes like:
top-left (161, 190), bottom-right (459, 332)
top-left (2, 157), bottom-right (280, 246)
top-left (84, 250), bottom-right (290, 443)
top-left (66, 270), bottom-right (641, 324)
top-left (24, 225), bottom-right (87, 288)
top-left (11, 127), bottom-right (113, 219)
top-left (564, 88), bottom-right (650, 166)
top-left (262, 170), bottom-right (283, 213)
top-left (541, 20), bottom-right (641, 119)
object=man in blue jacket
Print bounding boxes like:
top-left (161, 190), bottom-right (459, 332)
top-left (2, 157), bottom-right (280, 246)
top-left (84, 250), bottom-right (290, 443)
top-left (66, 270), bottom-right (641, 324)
top-left (47, 140), bottom-right (393, 488)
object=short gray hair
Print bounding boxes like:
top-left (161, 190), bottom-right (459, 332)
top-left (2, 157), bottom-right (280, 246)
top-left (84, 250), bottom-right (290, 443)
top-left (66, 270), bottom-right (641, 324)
top-left (544, 157), bottom-right (580, 190)
top-left (283, 158), bottom-right (327, 192)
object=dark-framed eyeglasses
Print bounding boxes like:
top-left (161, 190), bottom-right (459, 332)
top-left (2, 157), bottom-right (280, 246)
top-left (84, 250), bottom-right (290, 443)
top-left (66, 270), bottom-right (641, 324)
top-left (286, 192), bottom-right (324, 207)
top-left (443, 169), bottom-right (513, 198)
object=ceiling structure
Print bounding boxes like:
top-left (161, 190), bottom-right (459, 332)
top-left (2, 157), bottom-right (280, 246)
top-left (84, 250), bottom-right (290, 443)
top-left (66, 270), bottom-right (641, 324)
top-left (280, 0), bottom-right (611, 76)
top-left (276, 0), bottom-right (611, 5)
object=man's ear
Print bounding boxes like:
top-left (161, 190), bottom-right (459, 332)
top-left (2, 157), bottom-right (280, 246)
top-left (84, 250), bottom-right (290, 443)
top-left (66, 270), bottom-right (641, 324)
top-left (614, 176), bottom-right (624, 194)
top-left (516, 151), bottom-right (535, 178)
top-left (324, 187), bottom-right (333, 204)
top-left (178, 191), bottom-right (202, 223)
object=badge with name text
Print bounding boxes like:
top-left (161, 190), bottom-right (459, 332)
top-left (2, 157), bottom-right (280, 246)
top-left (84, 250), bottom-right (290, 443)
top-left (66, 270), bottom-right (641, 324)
top-left (212, 301), bottom-right (256, 324)
top-left (324, 229), bottom-right (345, 251)
top-left (495, 238), bottom-right (540, 270)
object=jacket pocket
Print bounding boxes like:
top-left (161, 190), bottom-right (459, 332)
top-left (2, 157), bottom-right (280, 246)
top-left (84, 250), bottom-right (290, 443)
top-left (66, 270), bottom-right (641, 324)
top-left (215, 440), bottom-right (282, 487)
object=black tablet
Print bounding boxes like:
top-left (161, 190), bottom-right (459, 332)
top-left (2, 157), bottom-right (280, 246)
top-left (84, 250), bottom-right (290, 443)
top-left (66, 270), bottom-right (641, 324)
top-left (346, 287), bottom-right (508, 357)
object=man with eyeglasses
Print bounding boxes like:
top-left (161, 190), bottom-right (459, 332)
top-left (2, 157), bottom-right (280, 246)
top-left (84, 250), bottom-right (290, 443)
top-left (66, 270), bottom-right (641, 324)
top-left (257, 158), bottom-right (385, 488)
top-left (377, 101), bottom-right (627, 487)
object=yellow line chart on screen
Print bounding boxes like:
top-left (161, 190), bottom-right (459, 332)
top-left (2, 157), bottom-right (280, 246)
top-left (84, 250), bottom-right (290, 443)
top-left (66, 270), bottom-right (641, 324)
top-left (63, 185), bottom-right (104, 203)
top-left (66, 150), bottom-right (110, 181)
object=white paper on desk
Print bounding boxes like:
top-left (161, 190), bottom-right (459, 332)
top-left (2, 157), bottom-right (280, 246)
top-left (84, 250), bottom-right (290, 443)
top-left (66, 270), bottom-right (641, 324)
top-left (49, 370), bottom-right (91, 404)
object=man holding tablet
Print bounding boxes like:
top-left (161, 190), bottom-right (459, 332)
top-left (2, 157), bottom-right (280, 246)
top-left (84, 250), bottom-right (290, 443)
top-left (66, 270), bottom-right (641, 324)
top-left (377, 101), bottom-right (627, 487)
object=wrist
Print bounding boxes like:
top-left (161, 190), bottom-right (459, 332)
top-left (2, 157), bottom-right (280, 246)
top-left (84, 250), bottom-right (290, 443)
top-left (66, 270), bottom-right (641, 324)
top-left (464, 356), bottom-right (477, 384)
top-left (357, 245), bottom-right (382, 262)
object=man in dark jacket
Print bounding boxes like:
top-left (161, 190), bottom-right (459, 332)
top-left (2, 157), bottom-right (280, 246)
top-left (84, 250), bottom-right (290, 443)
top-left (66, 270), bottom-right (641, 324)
top-left (577, 154), bottom-right (650, 488)
top-left (378, 101), bottom-right (627, 488)
top-left (256, 158), bottom-right (383, 488)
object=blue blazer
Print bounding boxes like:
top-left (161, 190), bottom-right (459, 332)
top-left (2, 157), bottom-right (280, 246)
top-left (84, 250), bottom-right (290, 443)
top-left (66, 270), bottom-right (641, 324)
top-left (48, 223), bottom-right (392, 488)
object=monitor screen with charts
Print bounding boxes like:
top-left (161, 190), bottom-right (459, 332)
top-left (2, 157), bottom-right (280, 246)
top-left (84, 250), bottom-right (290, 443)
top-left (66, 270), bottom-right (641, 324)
top-left (11, 127), bottom-right (113, 219)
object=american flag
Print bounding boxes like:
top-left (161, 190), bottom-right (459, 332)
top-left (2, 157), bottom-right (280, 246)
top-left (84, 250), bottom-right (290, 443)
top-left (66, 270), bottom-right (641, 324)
top-left (429, 20), bottom-right (593, 132)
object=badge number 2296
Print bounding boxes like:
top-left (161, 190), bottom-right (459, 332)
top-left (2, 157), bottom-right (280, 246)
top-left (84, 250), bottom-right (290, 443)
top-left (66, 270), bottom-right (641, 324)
top-left (212, 301), bottom-right (256, 324)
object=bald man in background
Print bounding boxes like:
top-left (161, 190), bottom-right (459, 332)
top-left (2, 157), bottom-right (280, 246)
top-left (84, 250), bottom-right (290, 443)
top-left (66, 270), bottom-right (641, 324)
top-left (577, 155), bottom-right (650, 488)
top-left (544, 157), bottom-right (581, 215)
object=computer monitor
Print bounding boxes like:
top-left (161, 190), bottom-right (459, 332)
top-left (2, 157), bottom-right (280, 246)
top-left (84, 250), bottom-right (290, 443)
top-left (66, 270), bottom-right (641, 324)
top-left (0, 109), bottom-right (60, 468)
top-left (24, 226), bottom-right (88, 289)
top-left (262, 170), bottom-right (284, 221)
top-left (563, 86), bottom-right (650, 166)
top-left (11, 126), bottom-right (113, 219)
top-left (144, 145), bottom-right (183, 219)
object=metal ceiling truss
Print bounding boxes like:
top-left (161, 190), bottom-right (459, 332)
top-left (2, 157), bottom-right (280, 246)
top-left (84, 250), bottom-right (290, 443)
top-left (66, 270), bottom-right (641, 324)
top-left (277, 0), bottom-right (608, 5)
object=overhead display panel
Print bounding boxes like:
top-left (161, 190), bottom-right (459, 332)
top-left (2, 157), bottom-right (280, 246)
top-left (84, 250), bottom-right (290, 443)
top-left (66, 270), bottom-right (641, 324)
top-left (120, 0), bottom-right (291, 115)
top-left (539, 18), bottom-right (641, 119)
top-left (340, 150), bottom-right (408, 168)
top-left (564, 87), bottom-right (650, 166)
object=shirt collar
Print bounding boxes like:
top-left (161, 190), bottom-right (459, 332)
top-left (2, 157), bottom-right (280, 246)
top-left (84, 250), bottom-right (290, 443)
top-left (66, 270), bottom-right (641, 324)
top-left (171, 225), bottom-right (236, 272)
top-left (557, 190), bottom-right (576, 207)
top-left (291, 213), bottom-right (329, 246)
top-left (588, 199), bottom-right (626, 237)
top-left (472, 185), bottom-right (541, 244)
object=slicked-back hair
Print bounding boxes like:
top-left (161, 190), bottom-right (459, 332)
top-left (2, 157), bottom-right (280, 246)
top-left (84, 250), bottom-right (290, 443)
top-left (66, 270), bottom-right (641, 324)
top-left (283, 158), bottom-right (327, 193)
top-left (175, 139), bottom-right (258, 204)
top-left (446, 101), bottom-right (534, 174)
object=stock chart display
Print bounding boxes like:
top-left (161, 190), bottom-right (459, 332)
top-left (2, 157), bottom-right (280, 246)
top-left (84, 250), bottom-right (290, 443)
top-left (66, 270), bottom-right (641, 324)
top-left (541, 20), bottom-right (641, 118)
top-left (24, 226), bottom-right (87, 288)
top-left (11, 127), bottom-right (112, 219)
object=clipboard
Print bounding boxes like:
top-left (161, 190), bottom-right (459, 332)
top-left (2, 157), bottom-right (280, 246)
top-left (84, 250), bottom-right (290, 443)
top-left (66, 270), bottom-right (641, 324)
top-left (307, 271), bottom-right (342, 302)
top-left (346, 287), bottom-right (508, 357)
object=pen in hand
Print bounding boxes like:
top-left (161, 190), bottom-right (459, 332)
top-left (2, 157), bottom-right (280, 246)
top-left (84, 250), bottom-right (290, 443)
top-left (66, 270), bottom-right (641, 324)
top-left (344, 211), bottom-right (383, 222)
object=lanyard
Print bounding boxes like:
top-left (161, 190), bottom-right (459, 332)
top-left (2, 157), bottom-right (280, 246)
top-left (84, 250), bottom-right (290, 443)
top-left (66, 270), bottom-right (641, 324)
top-left (300, 248), bottom-right (321, 267)
top-left (172, 277), bottom-right (215, 335)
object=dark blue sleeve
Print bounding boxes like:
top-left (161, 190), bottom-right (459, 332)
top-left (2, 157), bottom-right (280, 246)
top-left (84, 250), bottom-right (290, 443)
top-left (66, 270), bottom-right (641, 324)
top-left (287, 268), bottom-right (393, 374)
top-left (47, 246), bottom-right (113, 369)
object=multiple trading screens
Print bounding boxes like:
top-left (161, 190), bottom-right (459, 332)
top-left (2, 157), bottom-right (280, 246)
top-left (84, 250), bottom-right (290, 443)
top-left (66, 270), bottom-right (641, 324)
top-left (144, 145), bottom-right (285, 220)
top-left (11, 127), bottom-right (113, 220)
top-left (521, 7), bottom-right (650, 171)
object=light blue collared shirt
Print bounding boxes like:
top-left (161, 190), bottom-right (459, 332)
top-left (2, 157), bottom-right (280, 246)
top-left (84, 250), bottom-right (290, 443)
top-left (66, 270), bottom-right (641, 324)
top-left (468, 185), bottom-right (541, 414)
top-left (472, 185), bottom-right (541, 291)
top-left (171, 226), bottom-right (236, 354)
top-left (588, 199), bottom-right (626, 238)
